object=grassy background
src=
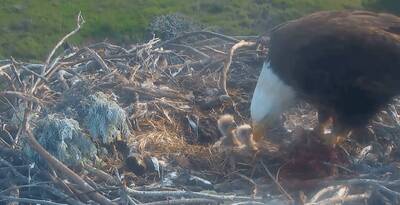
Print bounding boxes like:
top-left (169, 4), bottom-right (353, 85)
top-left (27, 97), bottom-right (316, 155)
top-left (0, 0), bottom-right (398, 60)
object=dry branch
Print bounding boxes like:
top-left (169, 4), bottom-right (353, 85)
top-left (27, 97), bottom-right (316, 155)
top-left (0, 157), bottom-right (29, 183)
top-left (0, 91), bottom-right (43, 106)
top-left (231, 202), bottom-right (265, 205)
top-left (31, 12), bottom-right (85, 94)
top-left (166, 43), bottom-right (210, 59)
top-left (221, 40), bottom-right (256, 96)
top-left (141, 198), bottom-right (218, 205)
top-left (261, 161), bottom-right (294, 204)
top-left (86, 48), bottom-right (111, 72)
top-left (159, 30), bottom-right (240, 48)
top-left (127, 188), bottom-right (261, 201)
top-left (0, 196), bottom-right (67, 205)
top-left (310, 185), bottom-right (346, 203)
top-left (305, 192), bottom-right (370, 205)
top-left (84, 164), bottom-right (119, 186)
top-left (44, 12), bottom-right (85, 73)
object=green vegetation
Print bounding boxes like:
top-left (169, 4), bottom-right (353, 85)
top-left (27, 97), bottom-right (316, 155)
top-left (1, 0), bottom-right (398, 60)
top-left (363, 0), bottom-right (400, 14)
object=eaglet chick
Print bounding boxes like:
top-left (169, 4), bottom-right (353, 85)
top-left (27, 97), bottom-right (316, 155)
top-left (213, 114), bottom-right (242, 150)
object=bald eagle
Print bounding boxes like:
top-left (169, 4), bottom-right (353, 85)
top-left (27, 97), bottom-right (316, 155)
top-left (251, 10), bottom-right (400, 143)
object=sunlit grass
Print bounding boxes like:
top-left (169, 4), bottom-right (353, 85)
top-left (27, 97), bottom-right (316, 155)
top-left (0, 0), bottom-right (368, 60)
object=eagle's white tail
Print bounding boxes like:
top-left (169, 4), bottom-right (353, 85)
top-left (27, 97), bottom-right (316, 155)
top-left (250, 62), bottom-right (295, 123)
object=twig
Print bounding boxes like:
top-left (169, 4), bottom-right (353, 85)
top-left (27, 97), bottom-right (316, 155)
top-left (305, 192), bottom-right (370, 205)
top-left (331, 178), bottom-right (400, 187)
top-left (322, 178), bottom-right (400, 199)
top-left (87, 42), bottom-right (129, 53)
top-left (0, 156), bottom-right (29, 183)
top-left (221, 40), bottom-right (256, 96)
top-left (0, 137), bottom-right (11, 148)
top-left (85, 48), bottom-right (111, 72)
top-left (260, 161), bottom-right (294, 204)
top-left (0, 91), bottom-right (43, 106)
top-left (141, 198), bottom-right (218, 205)
top-left (0, 182), bottom-right (51, 195)
top-left (0, 195), bottom-right (67, 205)
top-left (373, 183), bottom-right (400, 198)
top-left (310, 185), bottom-right (346, 203)
top-left (114, 169), bottom-right (138, 205)
top-left (232, 35), bottom-right (259, 40)
top-left (159, 31), bottom-right (240, 48)
top-left (43, 185), bottom-right (87, 205)
top-left (20, 65), bottom-right (48, 82)
top-left (165, 43), bottom-right (210, 59)
top-left (321, 162), bottom-right (354, 174)
top-left (123, 86), bottom-right (192, 101)
top-left (203, 46), bottom-right (226, 55)
top-left (0, 71), bottom-right (17, 91)
top-left (43, 172), bottom-right (88, 204)
top-left (234, 173), bottom-right (258, 197)
top-left (12, 124), bottom-right (23, 148)
top-left (44, 12), bottom-right (85, 73)
top-left (127, 187), bottom-right (261, 201)
top-left (9, 58), bottom-right (24, 89)
top-left (84, 164), bottom-right (119, 186)
top-left (0, 63), bottom-right (11, 71)
top-left (31, 12), bottom-right (85, 93)
top-left (231, 202), bottom-right (265, 205)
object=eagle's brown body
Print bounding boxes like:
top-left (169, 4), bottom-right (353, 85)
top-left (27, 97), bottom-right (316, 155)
top-left (268, 10), bottom-right (400, 134)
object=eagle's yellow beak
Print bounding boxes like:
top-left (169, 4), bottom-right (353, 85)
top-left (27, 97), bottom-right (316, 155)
top-left (251, 115), bottom-right (279, 142)
top-left (252, 122), bottom-right (265, 142)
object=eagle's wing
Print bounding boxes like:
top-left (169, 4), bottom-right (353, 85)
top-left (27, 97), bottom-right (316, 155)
top-left (348, 11), bottom-right (400, 34)
top-left (270, 10), bottom-right (400, 50)
top-left (268, 10), bottom-right (400, 98)
top-left (264, 10), bottom-right (400, 128)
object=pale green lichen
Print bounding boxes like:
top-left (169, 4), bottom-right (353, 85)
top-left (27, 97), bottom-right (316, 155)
top-left (82, 92), bottom-right (130, 144)
top-left (24, 114), bottom-right (97, 167)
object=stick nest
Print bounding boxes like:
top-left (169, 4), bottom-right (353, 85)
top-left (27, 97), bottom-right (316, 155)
top-left (2, 13), bottom-right (400, 205)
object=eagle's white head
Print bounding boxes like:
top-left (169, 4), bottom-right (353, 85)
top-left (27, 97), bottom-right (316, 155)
top-left (250, 62), bottom-right (295, 140)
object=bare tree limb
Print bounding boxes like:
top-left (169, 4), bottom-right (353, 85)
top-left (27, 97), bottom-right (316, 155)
top-left (44, 12), bottom-right (85, 73)
top-left (310, 185), bottom-right (346, 203)
top-left (30, 12), bottom-right (85, 94)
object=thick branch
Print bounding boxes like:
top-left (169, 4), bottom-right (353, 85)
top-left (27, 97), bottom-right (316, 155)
top-left (23, 128), bottom-right (116, 205)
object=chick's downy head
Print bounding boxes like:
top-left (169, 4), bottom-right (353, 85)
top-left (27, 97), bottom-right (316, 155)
top-left (217, 114), bottom-right (236, 136)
